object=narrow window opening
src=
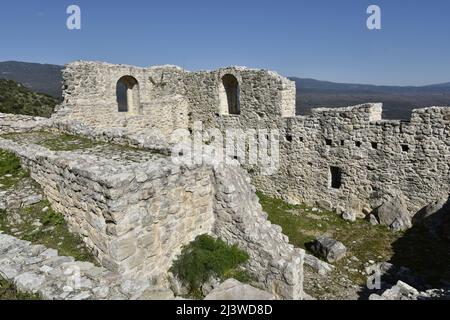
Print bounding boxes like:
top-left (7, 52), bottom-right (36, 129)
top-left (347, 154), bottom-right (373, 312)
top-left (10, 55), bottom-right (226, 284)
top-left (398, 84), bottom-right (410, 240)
top-left (116, 76), bottom-right (140, 113)
top-left (219, 74), bottom-right (240, 115)
top-left (340, 140), bottom-right (345, 146)
top-left (371, 142), bottom-right (378, 149)
top-left (329, 166), bottom-right (342, 189)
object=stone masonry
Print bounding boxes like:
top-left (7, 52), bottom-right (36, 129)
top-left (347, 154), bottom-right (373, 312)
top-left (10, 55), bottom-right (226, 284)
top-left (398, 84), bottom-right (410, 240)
top-left (0, 124), bottom-right (304, 300)
top-left (2, 59), bottom-right (450, 300)
top-left (55, 61), bottom-right (450, 218)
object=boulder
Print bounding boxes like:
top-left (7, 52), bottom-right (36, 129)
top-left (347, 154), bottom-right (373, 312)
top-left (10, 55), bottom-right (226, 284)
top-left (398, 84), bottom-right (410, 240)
top-left (316, 200), bottom-right (332, 211)
top-left (413, 197), bottom-right (450, 240)
top-left (342, 211), bottom-right (356, 222)
top-left (310, 236), bottom-right (347, 263)
top-left (369, 281), bottom-right (450, 300)
top-left (369, 214), bottom-right (379, 225)
top-left (204, 279), bottom-right (276, 300)
top-left (304, 253), bottom-right (335, 275)
top-left (374, 194), bottom-right (412, 231)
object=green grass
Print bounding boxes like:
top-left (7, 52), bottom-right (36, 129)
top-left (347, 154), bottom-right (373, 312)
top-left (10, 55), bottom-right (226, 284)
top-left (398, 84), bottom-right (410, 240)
top-left (1, 131), bottom-right (167, 158)
top-left (0, 149), bottom-right (29, 190)
top-left (0, 79), bottom-right (59, 118)
top-left (38, 133), bottom-right (103, 151)
top-left (170, 234), bottom-right (251, 298)
top-left (0, 200), bottom-right (97, 264)
top-left (256, 191), bottom-right (450, 287)
top-left (0, 279), bottom-right (40, 300)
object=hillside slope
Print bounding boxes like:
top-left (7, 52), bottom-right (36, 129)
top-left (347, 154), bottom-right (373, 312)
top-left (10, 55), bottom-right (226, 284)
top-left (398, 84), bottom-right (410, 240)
top-left (0, 80), bottom-right (59, 118)
top-left (0, 61), bottom-right (63, 98)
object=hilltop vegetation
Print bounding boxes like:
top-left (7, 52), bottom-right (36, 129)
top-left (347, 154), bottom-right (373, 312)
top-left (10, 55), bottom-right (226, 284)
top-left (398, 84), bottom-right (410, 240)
top-left (0, 61), bottom-right (63, 98)
top-left (0, 79), bottom-right (60, 118)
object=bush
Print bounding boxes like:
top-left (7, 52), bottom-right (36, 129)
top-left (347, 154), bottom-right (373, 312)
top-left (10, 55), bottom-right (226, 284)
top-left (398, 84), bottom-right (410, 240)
top-left (170, 235), bottom-right (250, 293)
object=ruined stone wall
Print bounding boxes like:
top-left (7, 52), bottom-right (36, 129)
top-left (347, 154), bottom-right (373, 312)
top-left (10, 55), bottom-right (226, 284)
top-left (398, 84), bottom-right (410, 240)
top-left (213, 163), bottom-right (303, 300)
top-left (55, 61), bottom-right (190, 138)
top-left (0, 113), bottom-right (50, 134)
top-left (56, 62), bottom-right (296, 136)
top-left (183, 67), bottom-right (296, 128)
top-left (0, 136), bottom-right (304, 299)
top-left (0, 138), bottom-right (215, 283)
top-left (55, 61), bottom-right (450, 217)
top-left (249, 104), bottom-right (450, 216)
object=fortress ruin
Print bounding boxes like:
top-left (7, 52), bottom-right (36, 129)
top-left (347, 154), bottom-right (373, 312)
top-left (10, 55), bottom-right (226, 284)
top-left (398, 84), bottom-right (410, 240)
top-left (56, 61), bottom-right (450, 214)
top-left (1, 60), bottom-right (450, 299)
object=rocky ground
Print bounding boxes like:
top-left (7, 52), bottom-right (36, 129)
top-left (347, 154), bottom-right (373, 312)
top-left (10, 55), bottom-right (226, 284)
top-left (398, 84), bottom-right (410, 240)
top-left (257, 192), bottom-right (450, 300)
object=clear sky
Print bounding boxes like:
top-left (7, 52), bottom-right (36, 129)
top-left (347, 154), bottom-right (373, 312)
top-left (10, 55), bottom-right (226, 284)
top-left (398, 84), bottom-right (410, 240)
top-left (0, 0), bottom-right (449, 85)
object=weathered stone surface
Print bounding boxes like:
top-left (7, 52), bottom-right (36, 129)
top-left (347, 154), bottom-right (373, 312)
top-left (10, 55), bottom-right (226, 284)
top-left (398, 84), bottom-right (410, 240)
top-left (304, 253), bottom-right (334, 275)
top-left (342, 211), bottom-right (356, 222)
top-left (310, 236), bottom-right (347, 263)
top-left (0, 132), bottom-right (304, 300)
top-left (204, 279), bottom-right (276, 300)
top-left (374, 194), bottom-right (412, 231)
top-left (413, 197), bottom-right (450, 240)
top-left (0, 233), bottom-right (173, 300)
top-left (369, 281), bottom-right (450, 300)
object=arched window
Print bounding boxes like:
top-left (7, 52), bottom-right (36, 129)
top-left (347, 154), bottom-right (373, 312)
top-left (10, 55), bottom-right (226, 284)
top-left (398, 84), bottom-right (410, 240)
top-left (219, 74), bottom-right (240, 115)
top-left (116, 76), bottom-right (140, 113)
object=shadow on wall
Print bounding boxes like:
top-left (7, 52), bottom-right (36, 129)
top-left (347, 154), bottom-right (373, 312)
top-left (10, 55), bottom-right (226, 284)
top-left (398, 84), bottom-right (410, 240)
top-left (358, 196), bottom-right (450, 299)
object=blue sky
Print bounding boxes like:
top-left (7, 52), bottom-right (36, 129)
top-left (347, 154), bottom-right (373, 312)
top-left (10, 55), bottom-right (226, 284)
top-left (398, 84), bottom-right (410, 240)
top-left (0, 0), bottom-right (449, 85)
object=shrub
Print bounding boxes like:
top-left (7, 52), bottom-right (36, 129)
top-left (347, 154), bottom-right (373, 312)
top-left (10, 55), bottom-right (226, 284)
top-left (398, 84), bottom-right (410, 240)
top-left (41, 210), bottom-right (65, 226)
top-left (170, 235), bottom-right (250, 293)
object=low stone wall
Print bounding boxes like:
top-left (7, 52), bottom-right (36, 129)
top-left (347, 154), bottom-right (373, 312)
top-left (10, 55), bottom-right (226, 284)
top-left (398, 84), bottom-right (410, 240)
top-left (0, 113), bottom-right (50, 134)
top-left (213, 163), bottom-right (304, 300)
top-left (0, 232), bottom-right (172, 300)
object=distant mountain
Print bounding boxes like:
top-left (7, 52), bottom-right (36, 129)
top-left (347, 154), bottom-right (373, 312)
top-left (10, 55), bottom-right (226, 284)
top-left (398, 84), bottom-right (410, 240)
top-left (0, 61), bottom-right (63, 98)
top-left (289, 77), bottom-right (450, 119)
top-left (0, 79), bottom-right (59, 118)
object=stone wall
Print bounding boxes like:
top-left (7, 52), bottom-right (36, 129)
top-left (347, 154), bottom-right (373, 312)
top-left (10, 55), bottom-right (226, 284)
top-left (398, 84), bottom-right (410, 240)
top-left (0, 113), bottom-right (50, 134)
top-left (55, 61), bottom-right (296, 135)
top-left (0, 138), bottom-right (215, 283)
top-left (55, 61), bottom-right (450, 217)
top-left (0, 136), bottom-right (304, 299)
top-left (0, 232), bottom-right (174, 300)
top-left (213, 163), bottom-right (304, 300)
top-left (260, 104), bottom-right (450, 215)
top-left (55, 61), bottom-right (189, 138)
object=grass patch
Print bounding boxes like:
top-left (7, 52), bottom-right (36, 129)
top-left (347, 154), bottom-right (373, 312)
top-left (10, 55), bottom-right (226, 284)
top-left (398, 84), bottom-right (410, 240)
top-left (1, 131), bottom-right (167, 158)
top-left (170, 234), bottom-right (251, 298)
top-left (0, 200), bottom-right (97, 264)
top-left (38, 133), bottom-right (103, 151)
top-left (0, 149), bottom-right (29, 190)
top-left (0, 279), bottom-right (40, 300)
